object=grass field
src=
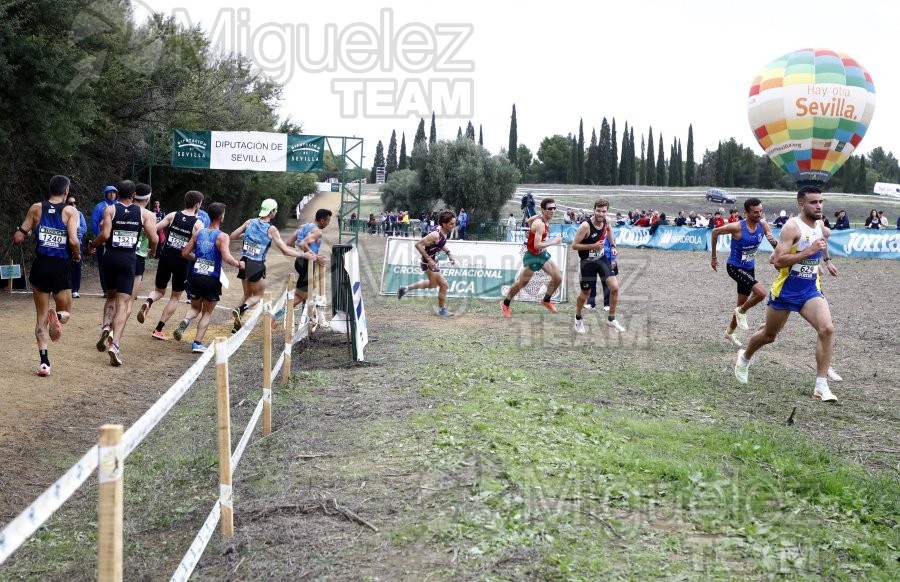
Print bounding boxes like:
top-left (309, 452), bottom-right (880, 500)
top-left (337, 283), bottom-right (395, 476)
top-left (1, 189), bottom-right (897, 581)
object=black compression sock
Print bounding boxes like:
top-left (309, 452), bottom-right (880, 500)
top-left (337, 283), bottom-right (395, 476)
top-left (543, 294), bottom-right (552, 303)
top-left (39, 349), bottom-right (49, 366)
top-left (503, 298), bottom-right (511, 307)
top-left (155, 322), bottom-right (165, 332)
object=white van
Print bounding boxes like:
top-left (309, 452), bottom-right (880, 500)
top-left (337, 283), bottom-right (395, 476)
top-left (873, 182), bottom-right (900, 198)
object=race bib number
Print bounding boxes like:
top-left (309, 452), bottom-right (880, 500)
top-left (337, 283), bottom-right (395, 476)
top-left (791, 261), bottom-right (818, 279)
top-left (242, 241), bottom-right (262, 260)
top-left (741, 249), bottom-right (758, 263)
top-left (38, 226), bottom-right (66, 248)
top-left (167, 232), bottom-right (189, 250)
top-left (588, 250), bottom-right (604, 259)
top-left (112, 230), bottom-right (138, 248)
top-left (193, 258), bottom-right (215, 275)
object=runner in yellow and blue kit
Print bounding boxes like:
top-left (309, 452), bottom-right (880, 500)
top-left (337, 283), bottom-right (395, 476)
top-left (734, 186), bottom-right (843, 402)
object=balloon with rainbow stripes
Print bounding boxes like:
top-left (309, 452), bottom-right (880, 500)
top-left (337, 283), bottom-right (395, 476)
top-left (747, 48), bottom-right (876, 187)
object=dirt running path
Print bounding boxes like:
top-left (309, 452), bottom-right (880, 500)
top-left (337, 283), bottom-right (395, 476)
top-left (0, 191), bottom-right (341, 518)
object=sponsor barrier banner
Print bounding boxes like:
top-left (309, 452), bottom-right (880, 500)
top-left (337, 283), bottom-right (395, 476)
top-left (828, 229), bottom-right (900, 260)
top-left (172, 130), bottom-right (324, 172)
top-left (381, 238), bottom-right (568, 302)
top-left (650, 226), bottom-right (709, 251)
top-left (611, 226), bottom-right (652, 248)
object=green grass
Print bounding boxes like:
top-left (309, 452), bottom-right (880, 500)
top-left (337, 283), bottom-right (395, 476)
top-left (382, 338), bottom-right (900, 580)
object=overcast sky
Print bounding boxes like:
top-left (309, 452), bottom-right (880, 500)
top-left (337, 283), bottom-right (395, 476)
top-left (135, 0), bottom-right (898, 168)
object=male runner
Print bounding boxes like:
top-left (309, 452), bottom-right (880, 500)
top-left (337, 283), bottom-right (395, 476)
top-left (396, 210), bottom-right (457, 317)
top-left (229, 198), bottom-right (314, 332)
top-left (501, 198), bottom-right (562, 317)
top-left (12, 175), bottom-right (81, 376)
top-left (136, 190), bottom-right (203, 339)
top-left (175, 202), bottom-right (245, 352)
top-left (571, 198), bottom-right (625, 333)
top-left (710, 197), bottom-right (777, 347)
top-left (124, 183), bottom-right (158, 323)
top-left (90, 180), bottom-right (159, 365)
top-left (279, 208), bottom-right (332, 324)
top-left (734, 185), bottom-right (843, 401)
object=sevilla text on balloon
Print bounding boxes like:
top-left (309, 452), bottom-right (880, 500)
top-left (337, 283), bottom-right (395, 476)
top-left (795, 97), bottom-right (856, 120)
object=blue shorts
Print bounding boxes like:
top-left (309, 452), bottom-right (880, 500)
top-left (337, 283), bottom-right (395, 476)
top-left (768, 288), bottom-right (824, 312)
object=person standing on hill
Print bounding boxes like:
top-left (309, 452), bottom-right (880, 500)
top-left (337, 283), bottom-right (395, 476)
top-left (90, 180), bottom-right (159, 366)
top-left (734, 186), bottom-right (843, 402)
top-left (175, 202), bottom-right (245, 352)
top-left (396, 210), bottom-right (458, 317)
top-left (12, 175), bottom-right (81, 376)
top-left (710, 197), bottom-right (778, 347)
top-left (66, 193), bottom-right (87, 298)
top-left (91, 185), bottom-right (118, 299)
top-left (229, 199), bottom-right (314, 332)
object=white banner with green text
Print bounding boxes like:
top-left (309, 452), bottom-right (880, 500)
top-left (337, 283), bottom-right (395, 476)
top-left (381, 238), bottom-right (568, 302)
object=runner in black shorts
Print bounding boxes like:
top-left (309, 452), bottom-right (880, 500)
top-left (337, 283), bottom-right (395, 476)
top-left (137, 190), bottom-right (203, 340)
top-left (12, 175), bottom-right (82, 376)
top-left (90, 180), bottom-right (158, 366)
top-left (711, 197), bottom-right (778, 347)
top-left (571, 199), bottom-right (625, 333)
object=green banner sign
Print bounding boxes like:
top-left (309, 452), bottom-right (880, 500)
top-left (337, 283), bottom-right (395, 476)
top-left (171, 130), bottom-right (324, 172)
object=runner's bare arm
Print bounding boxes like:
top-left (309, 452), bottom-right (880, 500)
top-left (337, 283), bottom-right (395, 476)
top-left (762, 221), bottom-right (778, 246)
top-left (710, 221), bottom-right (740, 270)
top-left (142, 210), bottom-right (159, 247)
top-left (229, 220), bottom-right (250, 240)
top-left (12, 203), bottom-right (40, 244)
top-left (64, 206), bottom-right (81, 261)
top-left (771, 221), bottom-right (824, 269)
top-left (91, 205), bottom-right (115, 248)
top-left (270, 226), bottom-right (312, 259)
top-left (181, 231), bottom-right (197, 261)
top-left (217, 232), bottom-right (244, 269)
top-left (570, 222), bottom-right (592, 251)
top-left (606, 223), bottom-right (618, 256)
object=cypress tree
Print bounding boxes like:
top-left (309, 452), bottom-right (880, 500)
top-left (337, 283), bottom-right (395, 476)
top-left (610, 119), bottom-right (618, 185)
top-left (414, 118), bottom-right (426, 147)
top-left (656, 133), bottom-right (666, 186)
top-left (586, 129), bottom-right (599, 184)
top-left (370, 140), bottom-right (385, 183)
top-left (646, 128), bottom-right (655, 186)
top-left (429, 112), bottom-right (437, 146)
top-left (508, 104), bottom-right (518, 166)
top-left (639, 134), bottom-right (646, 185)
top-left (598, 118), bottom-right (612, 185)
top-left (457, 126), bottom-right (463, 139)
top-left (567, 135), bottom-right (580, 184)
top-left (619, 121), bottom-right (629, 185)
top-left (465, 121), bottom-right (475, 140)
top-left (399, 132), bottom-right (408, 170)
top-left (577, 119), bottom-right (585, 184)
top-left (685, 124), bottom-right (696, 186)
top-left (478, 124), bottom-right (483, 146)
top-left (386, 130), bottom-right (398, 176)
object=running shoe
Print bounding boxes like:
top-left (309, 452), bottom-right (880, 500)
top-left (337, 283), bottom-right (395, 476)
top-left (151, 329), bottom-right (169, 341)
top-left (725, 331), bottom-right (742, 347)
top-left (108, 344), bottom-right (122, 367)
top-left (734, 307), bottom-right (750, 331)
top-left (734, 349), bottom-right (749, 384)
top-left (137, 302), bottom-right (149, 324)
top-left (231, 308), bottom-right (243, 332)
top-left (397, 286), bottom-right (407, 300)
top-left (436, 307), bottom-right (454, 317)
top-left (47, 309), bottom-right (61, 342)
top-left (574, 319), bottom-right (586, 334)
top-left (37, 363), bottom-right (51, 377)
top-left (603, 305), bottom-right (610, 312)
top-left (827, 367), bottom-right (843, 382)
top-left (314, 294), bottom-right (327, 307)
top-left (500, 301), bottom-right (511, 318)
top-left (541, 300), bottom-right (558, 314)
top-left (813, 384), bottom-right (838, 402)
top-left (72, 292), bottom-right (80, 299)
top-left (584, 303), bottom-right (595, 310)
top-left (191, 342), bottom-right (206, 353)
top-left (606, 319), bottom-right (626, 332)
top-left (96, 326), bottom-right (111, 352)
top-left (173, 319), bottom-right (190, 341)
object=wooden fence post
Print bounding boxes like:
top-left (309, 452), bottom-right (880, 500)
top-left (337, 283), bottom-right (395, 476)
top-left (214, 337), bottom-right (234, 539)
top-left (262, 292), bottom-right (273, 436)
top-left (283, 274), bottom-right (296, 387)
top-left (98, 424), bottom-right (124, 582)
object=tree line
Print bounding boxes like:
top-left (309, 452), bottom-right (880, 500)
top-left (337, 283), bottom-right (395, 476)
top-left (0, 0), bottom-right (318, 240)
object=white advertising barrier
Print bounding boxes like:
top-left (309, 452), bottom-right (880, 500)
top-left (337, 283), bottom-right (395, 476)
top-left (381, 238), bottom-right (568, 302)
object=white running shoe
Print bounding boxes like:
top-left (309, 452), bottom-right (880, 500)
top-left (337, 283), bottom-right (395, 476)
top-left (814, 384), bottom-right (838, 402)
top-left (602, 305), bottom-right (610, 312)
top-left (734, 349), bottom-right (749, 384)
top-left (827, 367), bottom-right (843, 382)
top-left (606, 319), bottom-right (625, 332)
top-left (725, 331), bottom-right (742, 347)
top-left (734, 307), bottom-right (750, 331)
top-left (574, 319), bottom-right (586, 334)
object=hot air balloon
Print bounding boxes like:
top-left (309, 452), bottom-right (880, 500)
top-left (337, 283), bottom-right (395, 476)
top-left (747, 48), bottom-right (875, 186)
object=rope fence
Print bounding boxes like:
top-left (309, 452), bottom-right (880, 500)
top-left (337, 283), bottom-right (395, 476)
top-left (0, 272), bottom-right (315, 581)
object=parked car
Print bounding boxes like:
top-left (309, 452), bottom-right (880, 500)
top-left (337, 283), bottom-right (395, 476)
top-left (706, 188), bottom-right (736, 204)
